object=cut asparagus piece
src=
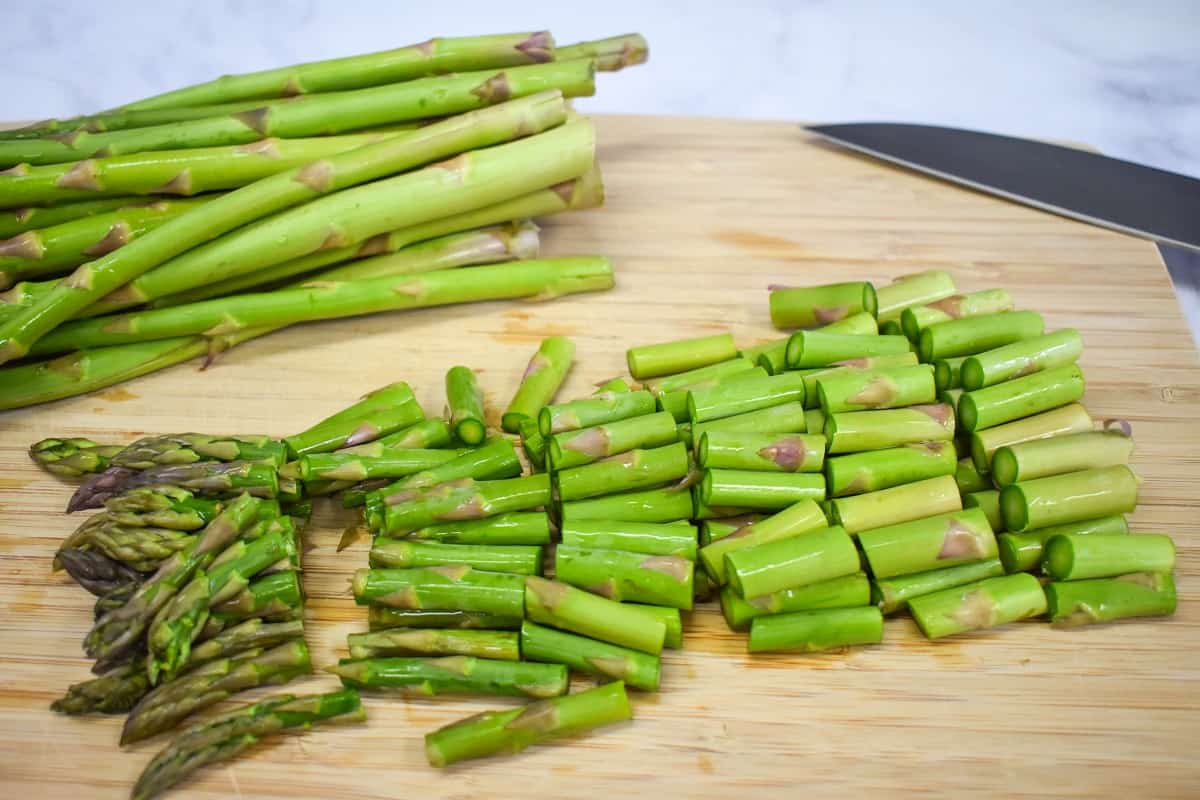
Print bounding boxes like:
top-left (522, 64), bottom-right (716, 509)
top-left (969, 402), bottom-right (1093, 473)
top-left (548, 411), bottom-right (678, 470)
top-left (559, 520), bottom-right (698, 559)
top-left (445, 366), bottom-right (487, 445)
top-left (918, 310), bottom-right (1045, 362)
top-left (960, 329), bottom-right (1083, 390)
top-left (858, 507), bottom-right (998, 579)
top-left (352, 566), bottom-right (526, 616)
top-left (540, 389), bottom-right (657, 436)
top-left (391, 438), bottom-right (522, 489)
top-left (991, 429), bottom-right (1133, 487)
top-left (748, 607), bottom-right (883, 653)
top-left (786, 332), bottom-right (911, 369)
top-left (932, 356), bottom-right (966, 392)
top-left (28, 437), bottom-right (123, 478)
top-left (555, 545), bottom-right (694, 609)
top-left (1000, 465), bottom-right (1139, 532)
top-left (720, 573), bottom-right (870, 630)
top-left (329, 656), bottom-right (567, 698)
top-left (502, 336), bottom-right (576, 433)
top-left (872, 559), bottom-right (1006, 614)
top-left (725, 525), bottom-right (859, 600)
top-left (207, 571), bottom-right (302, 626)
top-left (297, 448), bottom-right (460, 482)
top-left (1042, 533), bottom-right (1174, 581)
top-left (368, 607), bottom-right (521, 632)
top-left (402, 513), bottom-right (552, 545)
top-left (769, 281), bottom-right (877, 329)
top-left (825, 404), bottom-right (955, 453)
top-left (369, 540), bottom-right (543, 575)
top-left (875, 270), bottom-right (957, 322)
top-left (687, 371), bottom-right (807, 423)
top-left (954, 456), bottom-right (991, 494)
top-left (908, 573), bottom-right (1047, 639)
top-left (376, 475), bottom-right (551, 535)
top-left (700, 515), bottom-right (763, 546)
top-left (659, 367), bottom-right (769, 420)
top-left (698, 430), bottom-right (825, 473)
top-left (690, 401), bottom-right (807, 444)
top-left (348, 629), bottom-right (519, 661)
top-left (1045, 572), bottom-right (1177, 626)
top-left (700, 469), bottom-right (826, 511)
top-left (699, 499), bottom-right (829, 584)
top-left (797, 352), bottom-right (921, 409)
top-left (626, 333), bottom-right (738, 380)
top-left (555, 442), bottom-right (690, 502)
top-left (521, 620), bottom-right (659, 691)
top-left (962, 490), bottom-right (1004, 532)
top-left (559, 486), bottom-right (694, 524)
top-left (996, 516), bottom-right (1130, 573)
top-left (830, 475), bottom-right (962, 535)
top-left (643, 357), bottom-right (755, 394)
top-left (557, 33), bottom-right (649, 70)
top-left (815, 364), bottom-right (936, 413)
top-left (958, 364), bottom-right (1085, 432)
top-left (900, 288), bottom-right (1014, 341)
top-left (524, 576), bottom-right (667, 654)
top-left (825, 440), bottom-right (956, 496)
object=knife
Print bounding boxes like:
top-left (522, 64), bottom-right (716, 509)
top-left (804, 123), bottom-right (1200, 253)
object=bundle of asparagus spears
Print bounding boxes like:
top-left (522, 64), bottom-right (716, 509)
top-left (0, 32), bottom-right (650, 410)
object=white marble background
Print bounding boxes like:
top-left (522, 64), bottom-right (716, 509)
top-left (5, 0), bottom-right (1200, 330)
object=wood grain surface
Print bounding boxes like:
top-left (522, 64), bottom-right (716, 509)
top-left (1, 114), bottom-right (1197, 799)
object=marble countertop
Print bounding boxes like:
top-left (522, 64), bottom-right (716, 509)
top-left (7, 0), bottom-right (1199, 333)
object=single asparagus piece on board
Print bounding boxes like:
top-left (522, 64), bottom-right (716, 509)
top-left (502, 336), bottom-right (576, 433)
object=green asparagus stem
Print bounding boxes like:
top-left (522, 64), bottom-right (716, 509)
top-left (402, 513), bottom-right (552, 545)
top-left (748, 606), bottom-right (883, 653)
top-left (557, 33), bottom-right (649, 70)
top-left (29, 437), bottom-right (123, 477)
top-left (51, 659), bottom-right (151, 716)
top-left (0, 93), bottom-right (575, 363)
top-left (520, 621), bottom-right (659, 691)
top-left (908, 573), bottom-right (1047, 639)
top-left (815, 364), bottom-right (936, 413)
top-left (376, 475), bottom-right (550, 535)
top-left (130, 688), bottom-right (365, 800)
top-left (659, 367), bottom-right (769, 421)
top-left (424, 681), bottom-right (632, 767)
top-left (390, 438), bottom-right (522, 489)
top-left (368, 607), bottom-right (521, 632)
top-left (724, 524), bottom-right (859, 600)
top-left (1000, 465), bottom-right (1138, 532)
top-left (686, 371), bottom-right (806, 423)
top-left (825, 403), bottom-right (956, 453)
top-left (519, 417), bottom-right (548, 471)
top-left (363, 418), bottom-right (454, 451)
top-left (626, 604), bottom-right (682, 649)
top-left (757, 315), bottom-right (885, 373)
top-left (560, 520), bottom-right (697, 559)
top-left (626, 333), bottom-right (738, 380)
top-left (352, 566), bottom-right (526, 616)
top-left (559, 486), bottom-right (694, 524)
top-left (769, 282), bottom-right (877, 329)
top-left (969, 402), bottom-right (1093, 472)
top-left (958, 364), bottom-right (1085, 432)
top-left (700, 515), bottom-right (763, 546)
top-left (122, 32), bottom-right (557, 111)
top-left (348, 629), bottom-right (519, 661)
top-left (819, 311), bottom-right (880, 335)
top-left (871, 558), bottom-right (1005, 614)
top-left (643, 357), bottom-right (756, 394)
top-left (997, 515), bottom-right (1130, 573)
top-left (932, 356), bottom-right (965, 392)
top-left (830, 475), bottom-right (962, 535)
top-left (699, 499), bottom-right (828, 584)
top-left (444, 366), bottom-right (487, 445)
top-left (329, 655), bottom-right (566, 698)
top-left (502, 336), bottom-right (576, 433)
top-left (68, 461), bottom-right (279, 512)
top-left (690, 401), bottom-right (808, 444)
top-left (900, 288), bottom-right (1014, 341)
top-left (875, 270), bottom-right (957, 322)
top-left (824, 440), bottom-right (956, 497)
top-left (955, 457), bottom-right (991, 494)
top-left (960, 329), bottom-right (1083, 390)
top-left (962, 490), bottom-right (1004, 532)
top-left (797, 353), bottom-right (921, 409)
top-left (918, 310), bottom-right (1044, 362)
top-left (549, 411), bottom-right (678, 470)
top-left (113, 433), bottom-right (286, 469)
top-left (524, 576), bottom-right (667, 654)
top-left (369, 539), bottom-right (542, 575)
top-left (287, 381), bottom-right (420, 456)
top-left (700, 469), bottom-right (825, 511)
top-left (858, 507), bottom-right (997, 579)
top-left (1042, 533), bottom-right (1174, 581)
top-left (555, 442), bottom-right (689, 502)
top-left (121, 640), bottom-right (313, 744)
top-left (297, 448), bottom-right (459, 482)
top-left (555, 545), bottom-right (694, 609)
top-left (786, 332), bottom-right (910, 369)
top-left (698, 431), bottom-right (825, 473)
top-left (0, 197), bottom-right (145, 239)
top-left (208, 570), bottom-right (302, 626)
top-left (720, 572), bottom-right (869, 630)
top-left (540, 389), bottom-right (657, 435)
top-left (992, 429), bottom-right (1133, 487)
top-left (187, 619), bottom-right (306, 666)
top-left (104, 487), bottom-right (221, 531)
top-left (1045, 572), bottom-right (1176, 626)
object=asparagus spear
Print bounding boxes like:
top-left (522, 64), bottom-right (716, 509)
top-left (556, 442), bottom-right (690, 502)
top-left (400, 513), bottom-right (552, 545)
top-left (375, 475), bottom-right (551, 535)
top-left (872, 559), bottom-right (1005, 614)
top-left (520, 621), bottom-right (660, 691)
top-left (689, 401), bottom-right (808, 444)
top-left (445, 366), bottom-right (488, 445)
top-left (28, 437), bottom-right (123, 477)
top-left (785, 332), bottom-right (910, 369)
top-left (131, 688), bottom-right (365, 800)
top-left (207, 570), bottom-right (303, 626)
top-left (555, 545), bottom-right (694, 609)
top-left (347, 629), bottom-right (520, 661)
top-left (957, 364), bottom-right (1085, 432)
top-left (51, 660), bottom-right (151, 716)
top-left (699, 499), bottom-right (829, 584)
top-left (297, 448), bottom-right (460, 482)
top-left (698, 431), bottom-right (826, 473)
top-left (908, 573), bottom-right (1047, 639)
top-left (0, 196), bottom-right (145, 239)
top-left (559, 520), bottom-right (698, 559)
top-left (424, 681), bottom-right (632, 767)
top-left (329, 656), bottom-right (567, 698)
top-left (368, 607), bottom-right (521, 632)
top-left (874, 270), bottom-right (956, 322)
top-left (969, 402), bottom-right (1093, 472)
top-left (960, 329), bottom-right (1083, 390)
top-left (0, 91), bottom-right (572, 364)
top-left (352, 566), bottom-right (526, 617)
top-left (687, 371), bottom-right (807, 422)
top-left (369, 540), bottom-right (543, 575)
top-left (700, 469), bottom-right (826, 511)
top-left (391, 437), bottom-right (522, 489)
top-left (725, 525), bottom-right (860, 600)
top-left (825, 440), bottom-right (956, 496)
top-left (548, 411), bottom-right (678, 470)
top-left (540, 389), bottom-right (657, 436)
top-left (830, 475), bottom-right (962, 535)
top-left (643, 357), bottom-right (755, 395)
top-left (626, 333), bottom-right (738, 380)
top-left (858, 508), bottom-right (998, 579)
top-left (797, 352), bottom-right (921, 408)
top-left (121, 32), bottom-right (556, 111)
top-left (67, 461), bottom-right (279, 512)
top-left (660, 367), bottom-right (768, 421)
top-left (997, 515), bottom-right (1130, 573)
top-left (748, 607), bottom-right (884, 654)
top-left (1000, 465), bottom-right (1139, 532)
top-left (559, 486), bottom-right (695, 524)
top-left (825, 404), bottom-right (956, 453)
top-left (769, 282), bottom-right (877, 328)
top-left (1045, 572), bottom-right (1177, 627)
top-left (918, 310), bottom-right (1045, 362)
top-left (502, 336), bottom-right (576, 433)
top-left (111, 433), bottom-right (286, 469)
top-left (286, 381), bottom-right (420, 456)
top-left (991, 429), bottom-right (1133, 487)
top-left (1042, 533), bottom-right (1174, 581)
top-left (557, 33), bottom-right (649, 71)
top-left (900, 288), bottom-right (1014, 340)
top-left (363, 418), bottom-right (454, 451)
top-left (104, 486), bottom-right (223, 529)
top-left (56, 547), bottom-right (145, 597)
top-left (79, 520), bottom-right (194, 572)
top-left (524, 576), bottom-right (667, 654)
top-left (720, 573), bottom-right (871, 630)
top-left (815, 364), bottom-right (936, 413)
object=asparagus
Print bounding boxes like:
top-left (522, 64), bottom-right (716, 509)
top-left (699, 499), bottom-right (829, 584)
top-left (700, 515), bottom-right (763, 546)
top-left (900, 288), bottom-right (1014, 340)
top-left (130, 688), bottom-right (365, 800)
top-left (502, 336), bottom-right (576, 433)
top-left (825, 440), bottom-right (956, 496)
top-left (520, 621), bottom-right (660, 691)
top-left (524, 576), bottom-right (667, 654)
top-left (394, 438), bottom-right (523, 489)
top-left (629, 604), bottom-right (683, 649)
top-left (908, 573), bottom-right (1047, 639)
top-left (187, 618), bottom-right (306, 666)
top-left (121, 640), bottom-right (313, 744)
top-left (84, 494), bottom-right (263, 667)
top-left (858, 507), bottom-right (998, 579)
top-left (690, 401), bottom-right (807, 443)
top-left (368, 607), bottom-right (521, 632)
top-left (769, 282), bottom-right (877, 328)
top-left (872, 559), bottom-right (1005, 614)
top-left (557, 33), bottom-right (649, 70)
top-left (643, 357), bottom-right (755, 394)
top-left (660, 367), bottom-right (769, 421)
top-left (347, 629), bottom-right (519, 661)
top-left (1045, 572), bottom-right (1177, 627)
top-left (757, 316), bottom-right (884, 373)
top-left (549, 410), bottom-right (678, 470)
top-left (375, 475), bottom-right (550, 535)
top-left (0, 92), bottom-right (574, 363)
top-left (0, 196), bottom-right (145, 239)
top-left (818, 311), bottom-right (880, 335)
top-left (875, 270), bottom-right (957, 322)
top-left (830, 474), bottom-right (962, 535)
top-left (112, 433), bottom-right (287, 468)
top-left (540, 389), bottom-right (657, 435)
top-left (626, 333), bottom-right (738, 380)
top-left (0, 198), bottom-right (211, 288)
top-left (555, 545), bottom-right (694, 609)
top-left (958, 364), bottom-right (1085, 432)
top-left (424, 681), bottom-right (632, 767)
top-left (445, 366), bottom-right (487, 445)
top-left (693, 494), bottom-right (754, 521)
top-left (1000, 465), bottom-right (1138, 532)
top-left (954, 457), bottom-right (991, 494)
top-left (932, 357), bottom-right (966, 392)
top-left (402, 513), bottom-right (552, 545)
top-left (918, 310), bottom-right (1044, 362)
top-left (57, 548), bottom-right (145, 597)
top-left (962, 490), bottom-right (1004, 532)
top-left (960, 329), bottom-right (1083, 390)
top-left (286, 381), bottom-right (419, 455)
top-left (120, 32), bottom-right (557, 111)
top-left (1042, 533), bottom-right (1174, 581)
top-left (748, 607), bottom-right (884, 654)
top-left (786, 332), bottom-right (910, 369)
top-left (724, 525), bottom-right (859, 600)
top-left (560, 520), bottom-right (698, 559)
top-left (369, 540), bottom-right (543, 575)
top-left (997, 515), bottom-right (1130, 573)
top-left (29, 437), bottom-right (123, 477)
top-left (969, 402), bottom-right (1093, 472)
top-left (67, 461), bottom-right (279, 512)
top-left (297, 448), bottom-right (459, 482)
top-left (352, 566), bottom-right (526, 617)
top-left (698, 431), bottom-right (825, 473)
top-left (797, 353), bottom-right (921, 408)
top-left (559, 486), bottom-right (694, 524)
top-left (686, 371), bottom-right (806, 423)
top-left (720, 573), bottom-right (870, 630)
top-left (815, 364), bottom-right (936, 414)
top-left (519, 417), bottom-right (548, 470)
top-left (51, 660), bottom-right (151, 716)
top-left (991, 429), bottom-right (1133, 487)
top-left (207, 570), bottom-right (303, 626)
top-left (700, 469), bottom-right (825, 510)
top-left (364, 418), bottom-right (454, 451)
top-left (555, 442), bottom-right (689, 502)
top-left (825, 404), bottom-right (956, 453)
top-left (79, 521), bottom-right (193, 572)
top-left (329, 656), bottom-right (566, 698)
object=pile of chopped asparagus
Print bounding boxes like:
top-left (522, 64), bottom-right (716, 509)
top-left (0, 32), bottom-right (650, 410)
top-left (30, 268), bottom-right (1177, 792)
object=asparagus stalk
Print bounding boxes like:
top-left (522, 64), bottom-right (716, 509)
top-left (520, 621), bottom-right (660, 691)
top-left (555, 545), bottom-right (694, 609)
top-left (991, 429), bottom-right (1133, 487)
top-left (687, 371), bottom-right (806, 423)
top-left (347, 629), bottom-right (519, 661)
top-left (689, 401), bottom-right (808, 443)
top-left (560, 520), bottom-right (698, 559)
top-left (1000, 465), bottom-right (1139, 532)
top-left (872, 559), bottom-right (1005, 614)
top-left (1045, 572), bottom-right (1176, 627)
top-left (1042, 533), bottom-right (1174, 581)
top-left (700, 469), bottom-right (825, 511)
top-left (540, 389), bottom-right (657, 435)
top-left (424, 681), bottom-right (632, 767)
top-left (955, 457), bottom-right (991, 494)
top-left (626, 333), bottom-right (738, 380)
top-left (725, 525), bottom-right (859, 600)
top-left (555, 442), bottom-right (689, 502)
top-left (502, 335), bottom-right (576, 433)
top-left (29, 437), bottom-right (123, 477)
top-left (375, 474), bottom-right (550, 535)
top-left (786, 332), bottom-right (910, 369)
top-left (130, 689), bottom-right (365, 800)
top-left (77, 521), bottom-right (193, 572)
top-left (698, 430), bottom-right (825, 473)
top-left (720, 573), bottom-right (871, 630)
top-left (932, 357), bottom-right (965, 392)
top-left (960, 329), bottom-right (1083, 390)
top-left (519, 417), bottom-right (548, 471)
top-left (969, 402), bottom-right (1093, 472)
top-left (958, 364), bottom-right (1085, 432)
top-left (0, 92), bottom-right (574, 363)
top-left (962, 490), bottom-right (1004, 532)
top-left (401, 513), bottom-right (552, 545)
top-left (900, 288), bottom-right (1014, 340)
top-left (748, 607), bottom-right (884, 654)
top-left (757, 316), bottom-right (885, 373)
top-left (329, 656), bottom-right (567, 698)
top-left (352, 566), bottom-right (526, 617)
top-left (997, 515), bottom-right (1130, 573)
top-left (797, 352), bottom-right (921, 408)
top-left (699, 499), bottom-right (828, 584)
top-left (112, 433), bottom-right (287, 468)
top-left (121, 32), bottom-right (557, 111)
top-left (207, 570), bottom-right (303, 626)
top-left (286, 381), bottom-right (419, 455)
top-left (700, 515), bottom-right (763, 546)
top-left (858, 507), bottom-right (998, 579)
top-left (56, 548), bottom-right (144, 597)
top-left (0, 196), bottom-right (145, 239)
top-left (391, 437), bottom-right (522, 489)
top-left (908, 573), bottom-right (1047, 639)
top-left (68, 461), bottom-right (279, 512)
top-left (918, 310), bottom-right (1045, 362)
top-left (297, 448), bottom-right (460, 482)
top-left (831, 474), bottom-right (961, 535)
top-left (630, 604), bottom-right (683, 649)
top-left (875, 270), bottom-right (956, 322)
top-left (660, 367), bottom-right (768, 421)
top-left (825, 440), bottom-right (956, 496)
top-left (369, 540), bottom-right (543, 575)
top-left (445, 366), bottom-right (487, 445)
top-left (524, 576), bottom-right (667, 654)
top-left (769, 282), bottom-right (877, 329)
top-left (361, 418), bottom-right (454, 451)
top-left (643, 357), bottom-right (755, 394)
top-left (815, 364), bottom-right (936, 413)
top-left (548, 410), bottom-right (678, 470)
top-left (559, 486), bottom-right (695, 524)
top-left (557, 33), bottom-right (649, 70)
top-left (368, 607), bottom-right (521, 632)
top-left (825, 404), bottom-right (956, 453)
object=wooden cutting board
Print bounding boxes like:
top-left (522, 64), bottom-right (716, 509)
top-left (1, 114), bottom-right (1197, 799)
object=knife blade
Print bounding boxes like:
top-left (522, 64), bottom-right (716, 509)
top-left (805, 123), bottom-right (1200, 253)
